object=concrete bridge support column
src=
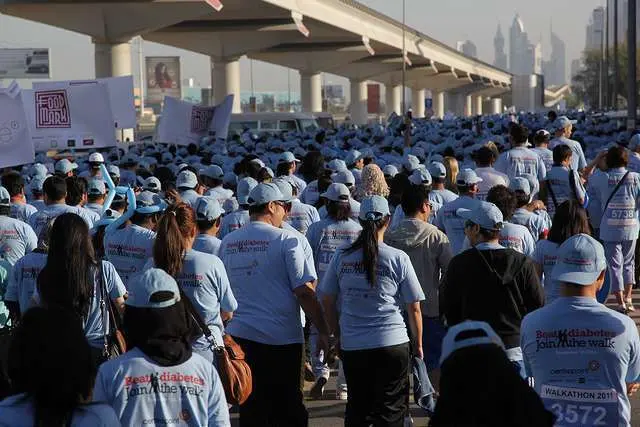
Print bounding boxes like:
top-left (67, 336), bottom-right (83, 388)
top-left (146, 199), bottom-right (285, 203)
top-left (212, 57), bottom-right (241, 113)
top-left (411, 88), bottom-right (426, 118)
top-left (94, 41), bottom-right (132, 78)
top-left (473, 95), bottom-right (483, 116)
top-left (385, 84), bottom-right (402, 115)
top-left (300, 72), bottom-right (322, 113)
top-left (432, 91), bottom-right (445, 119)
top-left (491, 97), bottom-right (503, 115)
top-left (350, 79), bottom-right (368, 125)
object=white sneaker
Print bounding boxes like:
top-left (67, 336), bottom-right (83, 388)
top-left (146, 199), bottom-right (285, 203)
top-left (336, 388), bottom-right (348, 400)
top-left (625, 299), bottom-right (635, 312)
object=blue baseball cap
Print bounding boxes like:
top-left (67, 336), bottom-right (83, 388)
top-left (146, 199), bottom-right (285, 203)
top-left (428, 162), bottom-right (446, 179)
top-left (55, 159), bottom-right (78, 175)
top-left (247, 183), bottom-right (286, 206)
top-left (332, 170), bottom-right (355, 186)
top-left (201, 165), bottom-right (225, 180)
top-left (126, 268), bottom-right (181, 309)
top-left (509, 177), bottom-right (531, 195)
top-left (457, 201), bottom-right (504, 231)
top-left (321, 183), bottom-right (351, 202)
top-left (456, 168), bottom-right (483, 186)
top-left (359, 195), bottom-right (390, 221)
top-left (107, 164), bottom-right (120, 178)
top-left (345, 150), bottom-right (363, 165)
top-left (383, 165), bottom-right (399, 178)
top-left (0, 186), bottom-right (9, 207)
top-left (237, 177), bottom-right (258, 205)
top-left (30, 176), bottom-right (47, 194)
top-left (142, 177), bottom-right (161, 193)
top-left (272, 178), bottom-right (295, 203)
top-left (278, 151), bottom-right (300, 164)
top-left (195, 196), bottom-right (225, 221)
top-left (87, 179), bottom-right (106, 196)
top-left (135, 191), bottom-right (167, 214)
top-left (327, 159), bottom-right (348, 173)
top-left (30, 163), bottom-right (48, 178)
top-left (440, 321), bottom-right (505, 365)
top-left (555, 116), bottom-right (572, 130)
top-left (403, 155), bottom-right (420, 172)
top-left (551, 234), bottom-right (606, 286)
top-left (409, 168), bottom-right (432, 186)
top-left (120, 153), bottom-right (139, 166)
top-left (176, 170), bottom-right (198, 189)
top-left (629, 134), bottom-right (640, 150)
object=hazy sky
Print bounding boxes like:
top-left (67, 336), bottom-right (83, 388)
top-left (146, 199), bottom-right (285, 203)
top-left (0, 0), bottom-right (604, 94)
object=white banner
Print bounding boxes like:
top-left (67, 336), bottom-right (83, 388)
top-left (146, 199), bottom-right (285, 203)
top-left (0, 82), bottom-right (34, 168)
top-left (34, 75), bottom-right (136, 129)
top-left (23, 83), bottom-right (117, 152)
top-left (155, 95), bottom-right (234, 145)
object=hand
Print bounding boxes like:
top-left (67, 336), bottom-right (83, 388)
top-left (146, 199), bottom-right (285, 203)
top-left (165, 189), bottom-right (182, 205)
top-left (414, 342), bottom-right (424, 359)
top-left (315, 333), bottom-right (330, 359)
top-left (527, 200), bottom-right (546, 212)
top-left (627, 383), bottom-right (640, 396)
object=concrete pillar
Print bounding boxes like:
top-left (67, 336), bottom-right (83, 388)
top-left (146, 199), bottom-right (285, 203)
top-left (491, 97), bottom-right (503, 115)
top-left (432, 91), bottom-right (445, 119)
top-left (94, 41), bottom-right (132, 78)
top-left (350, 79), bottom-right (368, 125)
top-left (464, 95), bottom-right (473, 117)
top-left (212, 57), bottom-right (241, 113)
top-left (473, 95), bottom-right (483, 116)
top-left (385, 84), bottom-right (402, 115)
top-left (300, 72), bottom-right (322, 113)
top-left (411, 88), bottom-right (426, 118)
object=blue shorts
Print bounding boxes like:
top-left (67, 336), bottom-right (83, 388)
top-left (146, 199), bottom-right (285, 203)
top-left (422, 316), bottom-right (447, 371)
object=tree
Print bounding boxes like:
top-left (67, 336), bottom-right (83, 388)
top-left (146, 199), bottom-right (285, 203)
top-left (571, 44), bottom-right (640, 109)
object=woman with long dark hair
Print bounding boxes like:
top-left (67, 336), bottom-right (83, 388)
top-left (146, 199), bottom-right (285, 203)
top-left (152, 202), bottom-right (237, 364)
top-left (36, 213), bottom-right (126, 363)
top-left (429, 321), bottom-right (554, 427)
top-left (532, 200), bottom-right (591, 304)
top-left (93, 268), bottom-right (230, 425)
top-left (0, 306), bottom-right (121, 426)
top-left (320, 196), bottom-right (424, 426)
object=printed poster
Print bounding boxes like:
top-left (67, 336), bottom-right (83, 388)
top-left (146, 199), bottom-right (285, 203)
top-left (0, 81), bottom-right (34, 168)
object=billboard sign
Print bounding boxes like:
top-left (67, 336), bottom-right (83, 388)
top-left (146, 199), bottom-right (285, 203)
top-left (0, 48), bottom-right (50, 79)
top-left (145, 56), bottom-right (181, 104)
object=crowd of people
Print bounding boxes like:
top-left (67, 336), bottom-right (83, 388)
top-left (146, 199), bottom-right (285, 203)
top-left (0, 109), bottom-right (639, 426)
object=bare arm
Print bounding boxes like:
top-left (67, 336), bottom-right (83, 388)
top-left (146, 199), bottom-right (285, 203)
top-left (406, 302), bottom-right (423, 359)
top-left (294, 283), bottom-right (329, 356)
top-left (113, 296), bottom-right (125, 314)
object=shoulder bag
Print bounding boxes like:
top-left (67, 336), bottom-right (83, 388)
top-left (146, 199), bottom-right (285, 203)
top-left (180, 289), bottom-right (252, 406)
top-left (99, 262), bottom-right (127, 360)
top-left (602, 171), bottom-right (630, 212)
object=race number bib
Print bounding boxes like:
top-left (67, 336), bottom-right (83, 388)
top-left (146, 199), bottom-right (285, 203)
top-left (541, 385), bottom-right (618, 426)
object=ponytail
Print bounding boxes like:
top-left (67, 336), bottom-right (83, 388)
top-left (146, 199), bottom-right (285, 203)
top-left (346, 215), bottom-right (389, 287)
top-left (153, 203), bottom-right (196, 277)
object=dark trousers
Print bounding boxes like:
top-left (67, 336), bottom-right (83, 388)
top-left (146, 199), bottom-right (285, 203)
top-left (233, 336), bottom-right (308, 427)
top-left (341, 343), bottom-right (410, 427)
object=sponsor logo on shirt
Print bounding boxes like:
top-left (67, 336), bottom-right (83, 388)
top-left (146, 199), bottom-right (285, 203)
top-left (125, 371), bottom-right (206, 400)
top-left (534, 329), bottom-right (617, 352)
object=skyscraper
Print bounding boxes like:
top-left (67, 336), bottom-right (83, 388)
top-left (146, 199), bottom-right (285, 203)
top-left (509, 14), bottom-right (543, 75)
top-left (494, 24), bottom-right (508, 70)
top-left (585, 7), bottom-right (605, 52)
top-left (456, 40), bottom-right (478, 59)
top-left (545, 26), bottom-right (567, 86)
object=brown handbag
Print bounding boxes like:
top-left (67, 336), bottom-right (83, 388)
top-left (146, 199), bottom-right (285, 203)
top-left (98, 263), bottom-right (127, 359)
top-left (181, 290), bottom-right (252, 405)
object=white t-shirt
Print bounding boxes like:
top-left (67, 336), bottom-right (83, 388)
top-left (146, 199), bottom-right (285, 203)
top-left (0, 215), bottom-right (37, 265)
top-left (4, 251), bottom-right (47, 314)
top-left (192, 234), bottom-right (222, 257)
top-left (474, 167), bottom-right (510, 201)
top-left (286, 200), bottom-right (320, 235)
top-left (103, 224), bottom-right (156, 286)
top-left (93, 348), bottom-right (230, 427)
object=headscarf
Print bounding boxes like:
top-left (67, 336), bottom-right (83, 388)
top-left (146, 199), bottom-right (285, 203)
top-left (354, 164), bottom-right (389, 201)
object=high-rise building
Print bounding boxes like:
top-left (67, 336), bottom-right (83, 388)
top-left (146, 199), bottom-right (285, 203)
top-left (509, 14), bottom-right (542, 75)
top-left (456, 40), bottom-right (478, 59)
top-left (585, 7), bottom-right (605, 52)
top-left (570, 59), bottom-right (582, 80)
top-left (545, 27), bottom-right (566, 86)
top-left (494, 24), bottom-right (508, 70)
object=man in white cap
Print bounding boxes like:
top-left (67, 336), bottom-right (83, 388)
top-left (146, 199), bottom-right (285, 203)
top-left (441, 201), bottom-right (543, 376)
top-left (434, 169), bottom-right (484, 255)
top-left (345, 150), bottom-right (364, 186)
top-left (176, 170), bottom-right (201, 208)
top-left (428, 162), bottom-right (458, 205)
top-left (0, 186), bottom-right (37, 265)
top-left (521, 234), bottom-right (640, 427)
top-left (549, 116), bottom-right (587, 173)
top-left (219, 183), bottom-right (328, 425)
top-left (474, 146), bottom-right (510, 201)
top-left (79, 152), bottom-right (105, 179)
top-left (202, 165), bottom-right (234, 206)
top-left (1, 172), bottom-right (37, 223)
top-left (85, 179), bottom-right (107, 215)
top-left (54, 159), bottom-right (77, 178)
top-left (532, 129), bottom-right (553, 173)
top-left (274, 177), bottom-right (320, 235)
top-left (277, 151), bottom-right (307, 194)
top-left (118, 153), bottom-right (139, 187)
top-left (192, 196), bottom-right (225, 256)
top-left (495, 123), bottom-right (546, 182)
top-left (219, 177), bottom-right (258, 239)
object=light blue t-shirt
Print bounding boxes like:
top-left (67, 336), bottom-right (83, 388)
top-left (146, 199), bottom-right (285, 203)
top-left (434, 195), bottom-right (482, 255)
top-left (0, 215), bottom-right (38, 265)
top-left (10, 203), bottom-right (37, 224)
top-left (628, 152), bottom-right (640, 174)
top-left (77, 206), bottom-right (100, 228)
top-left (0, 394), bottom-right (121, 427)
top-left (549, 136), bottom-right (588, 171)
top-left (498, 222), bottom-right (536, 256)
top-left (306, 218), bottom-right (362, 285)
top-left (192, 234), bottom-right (222, 257)
top-left (319, 243), bottom-right (425, 351)
top-left (511, 208), bottom-right (549, 241)
top-left (430, 188), bottom-right (459, 204)
top-left (300, 180), bottom-right (320, 206)
top-left (33, 260), bottom-right (126, 348)
top-left (286, 200), bottom-right (320, 235)
top-left (521, 297), bottom-right (640, 427)
top-left (93, 348), bottom-right (230, 427)
top-left (175, 250), bottom-right (237, 349)
top-left (28, 204), bottom-right (85, 238)
top-left (495, 146), bottom-right (547, 181)
top-left (590, 168), bottom-right (640, 242)
top-left (180, 189), bottom-right (201, 208)
top-left (544, 165), bottom-right (586, 218)
top-left (30, 200), bottom-right (46, 212)
top-left (587, 169), bottom-right (606, 230)
top-left (318, 199), bottom-right (361, 221)
top-left (220, 221), bottom-right (317, 345)
top-left (103, 224), bottom-right (156, 286)
top-left (532, 147), bottom-right (554, 173)
top-left (4, 251), bottom-right (47, 314)
top-left (532, 239), bottom-right (561, 304)
top-left (205, 186), bottom-right (234, 207)
top-left (85, 202), bottom-right (104, 216)
top-left (119, 169), bottom-right (137, 187)
top-left (218, 209), bottom-right (249, 239)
